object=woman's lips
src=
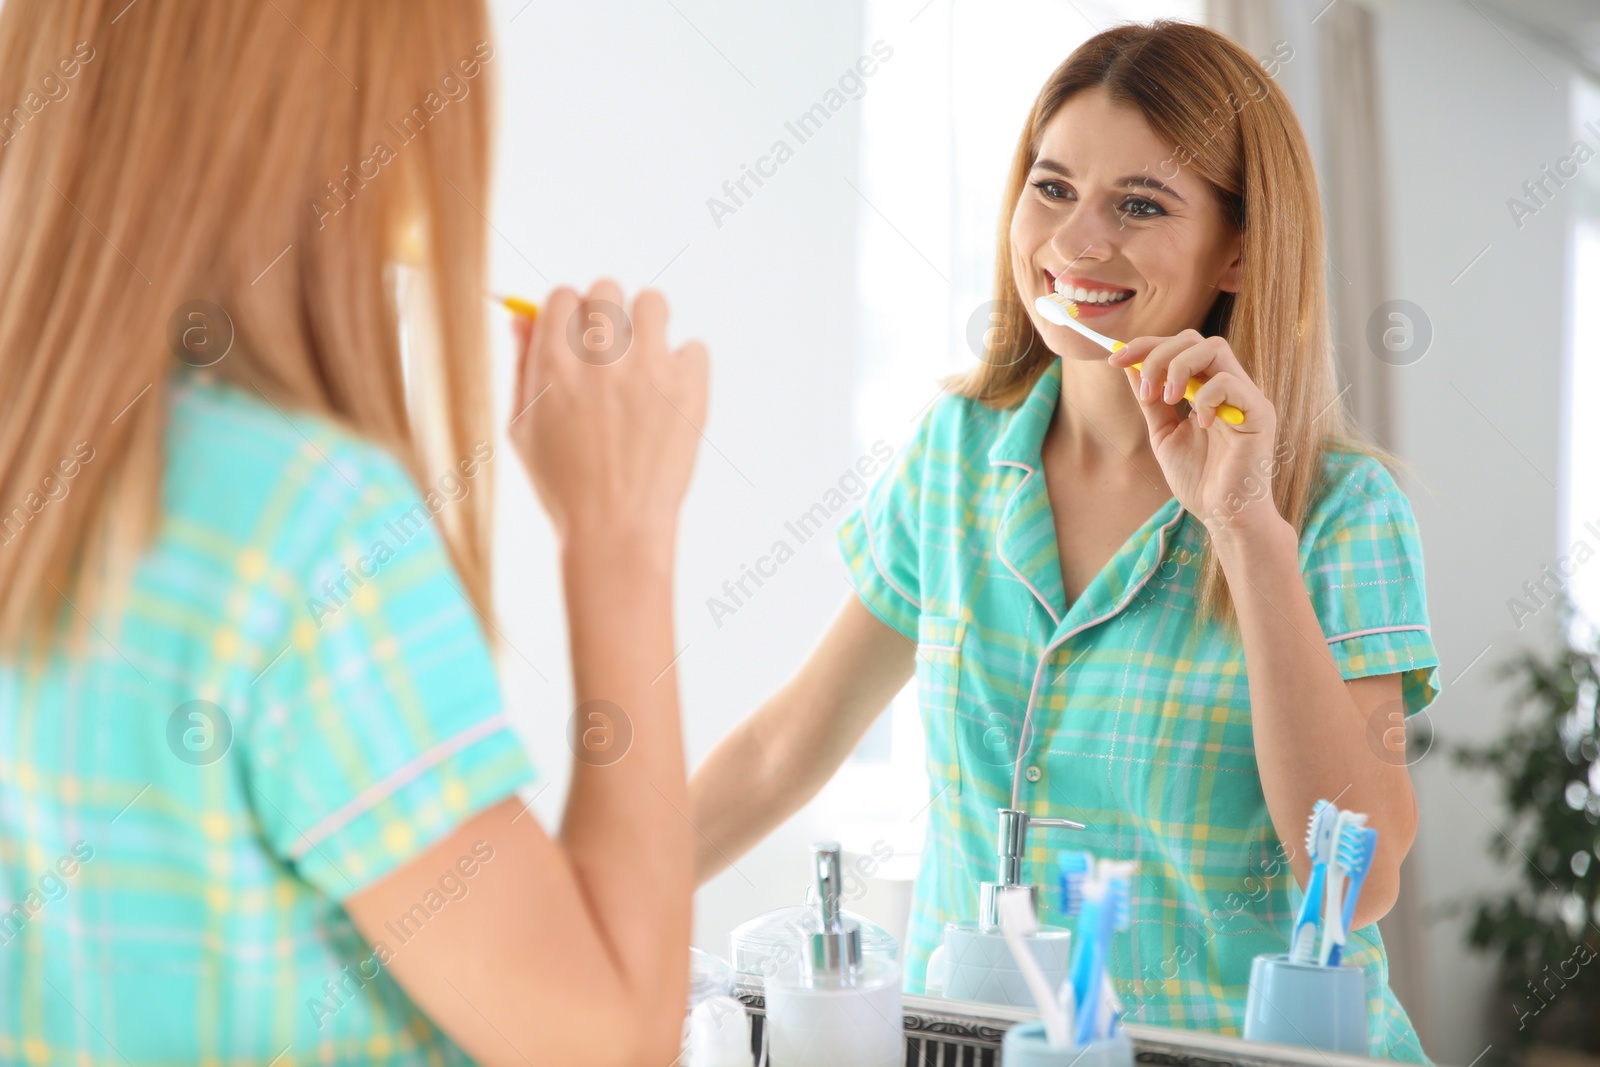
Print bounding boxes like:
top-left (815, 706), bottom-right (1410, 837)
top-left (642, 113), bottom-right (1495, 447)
top-left (1042, 269), bottom-right (1134, 319)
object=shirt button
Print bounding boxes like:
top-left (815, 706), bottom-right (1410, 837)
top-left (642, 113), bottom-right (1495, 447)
top-left (1025, 765), bottom-right (1042, 782)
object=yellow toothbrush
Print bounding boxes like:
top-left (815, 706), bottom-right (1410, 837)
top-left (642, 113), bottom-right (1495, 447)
top-left (1034, 292), bottom-right (1245, 426)
top-left (495, 293), bottom-right (540, 321)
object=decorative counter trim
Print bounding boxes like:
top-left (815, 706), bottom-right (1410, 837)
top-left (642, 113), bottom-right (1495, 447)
top-left (733, 980), bottom-right (1394, 1067)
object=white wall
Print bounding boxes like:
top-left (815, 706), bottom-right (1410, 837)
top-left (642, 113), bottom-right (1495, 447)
top-left (1375, 2), bottom-right (1576, 1062)
top-left (483, 0), bottom-right (876, 956)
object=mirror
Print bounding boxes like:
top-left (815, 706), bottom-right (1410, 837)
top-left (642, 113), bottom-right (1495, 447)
top-left (492, 3), bottom-right (1600, 1065)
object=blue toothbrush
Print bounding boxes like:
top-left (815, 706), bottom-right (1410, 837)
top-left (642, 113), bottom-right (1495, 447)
top-left (1097, 863), bottom-right (1133, 1037)
top-left (1056, 850), bottom-right (1096, 1036)
top-left (1325, 824), bottom-right (1378, 967)
top-left (1070, 861), bottom-right (1134, 1046)
top-left (1290, 800), bottom-right (1338, 965)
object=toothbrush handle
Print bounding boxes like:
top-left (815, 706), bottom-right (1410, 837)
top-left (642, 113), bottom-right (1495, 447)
top-left (1183, 379), bottom-right (1246, 426)
top-left (1319, 867), bottom-right (1346, 966)
top-left (1072, 953), bottom-right (1104, 1046)
top-left (1073, 893), bottom-right (1119, 1046)
top-left (1127, 361), bottom-right (1246, 425)
top-left (1328, 869), bottom-right (1370, 967)
top-left (1289, 864), bottom-right (1326, 965)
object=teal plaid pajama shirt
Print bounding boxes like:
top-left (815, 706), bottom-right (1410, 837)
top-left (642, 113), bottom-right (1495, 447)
top-left (0, 367), bottom-right (536, 1064)
top-left (837, 358), bottom-right (1440, 1062)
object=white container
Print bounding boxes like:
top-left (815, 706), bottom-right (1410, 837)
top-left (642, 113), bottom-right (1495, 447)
top-left (762, 843), bottom-right (905, 1067)
top-left (765, 954), bottom-right (903, 1067)
top-left (686, 995), bottom-right (751, 1067)
top-left (681, 948), bottom-right (748, 1067)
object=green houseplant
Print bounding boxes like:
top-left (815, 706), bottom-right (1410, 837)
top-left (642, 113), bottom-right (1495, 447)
top-left (1452, 604), bottom-right (1600, 1059)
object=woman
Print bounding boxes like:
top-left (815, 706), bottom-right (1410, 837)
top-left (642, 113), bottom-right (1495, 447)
top-left (0, 2), bottom-right (706, 1064)
top-left (690, 21), bottom-right (1438, 1061)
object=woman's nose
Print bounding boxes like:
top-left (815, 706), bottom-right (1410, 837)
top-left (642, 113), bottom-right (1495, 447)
top-left (1048, 197), bottom-right (1122, 262)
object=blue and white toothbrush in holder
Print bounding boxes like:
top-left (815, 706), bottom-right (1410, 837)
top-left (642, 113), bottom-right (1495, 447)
top-left (1243, 801), bottom-right (1379, 1055)
top-left (998, 853), bottom-right (1136, 1067)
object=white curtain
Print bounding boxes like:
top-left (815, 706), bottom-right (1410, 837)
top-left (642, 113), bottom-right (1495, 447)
top-left (1206, 0), bottom-right (1397, 451)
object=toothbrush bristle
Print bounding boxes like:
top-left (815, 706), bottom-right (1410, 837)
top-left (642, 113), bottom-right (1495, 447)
top-left (1337, 825), bottom-right (1377, 874)
top-left (1059, 851), bottom-right (1093, 916)
top-left (1043, 291), bottom-right (1081, 317)
top-left (1305, 799), bottom-right (1339, 861)
top-left (1111, 878), bottom-right (1131, 931)
top-left (1098, 860), bottom-right (1136, 930)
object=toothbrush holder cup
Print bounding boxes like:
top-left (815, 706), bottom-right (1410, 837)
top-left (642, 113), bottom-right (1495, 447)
top-left (1001, 1021), bottom-right (1135, 1067)
top-left (1242, 953), bottom-right (1368, 1056)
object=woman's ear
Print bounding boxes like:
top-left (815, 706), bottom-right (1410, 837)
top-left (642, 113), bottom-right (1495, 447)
top-left (1217, 233), bottom-right (1244, 294)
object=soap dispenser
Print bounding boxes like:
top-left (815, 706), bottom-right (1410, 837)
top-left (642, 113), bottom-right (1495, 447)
top-left (763, 842), bottom-right (903, 1067)
top-left (926, 808), bottom-right (1083, 1006)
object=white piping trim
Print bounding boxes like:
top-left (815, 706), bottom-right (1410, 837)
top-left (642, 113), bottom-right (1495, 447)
top-left (1324, 623), bottom-right (1432, 644)
top-left (992, 460), bottom-right (1062, 628)
top-left (1009, 505), bottom-right (1188, 809)
top-left (859, 497), bottom-right (922, 612)
top-left (288, 713), bottom-right (512, 860)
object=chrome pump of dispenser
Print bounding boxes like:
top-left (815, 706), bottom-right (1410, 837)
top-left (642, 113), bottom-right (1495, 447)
top-left (977, 808), bottom-right (1086, 931)
top-left (803, 842), bottom-right (862, 982)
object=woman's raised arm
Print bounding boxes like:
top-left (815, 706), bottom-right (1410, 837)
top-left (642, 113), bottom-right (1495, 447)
top-left (688, 593), bottom-right (916, 884)
top-left (345, 281), bottom-right (708, 1067)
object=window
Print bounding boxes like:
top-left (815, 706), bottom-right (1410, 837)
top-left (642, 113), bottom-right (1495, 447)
top-left (1563, 74), bottom-right (1600, 645)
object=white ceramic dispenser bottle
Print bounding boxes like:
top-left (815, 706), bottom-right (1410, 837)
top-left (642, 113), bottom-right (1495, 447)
top-left (926, 808), bottom-right (1083, 1005)
top-left (763, 842), bottom-right (903, 1067)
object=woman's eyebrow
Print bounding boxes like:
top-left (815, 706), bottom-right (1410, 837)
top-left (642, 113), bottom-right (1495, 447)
top-left (1032, 157), bottom-right (1187, 203)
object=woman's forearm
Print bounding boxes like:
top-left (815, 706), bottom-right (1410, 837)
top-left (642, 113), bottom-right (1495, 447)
top-left (1211, 514), bottom-right (1417, 928)
top-left (689, 685), bottom-right (833, 883)
top-left (560, 536), bottom-right (693, 1059)
top-left (690, 713), bottom-right (788, 882)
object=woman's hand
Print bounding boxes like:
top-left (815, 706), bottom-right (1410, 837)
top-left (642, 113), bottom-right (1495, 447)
top-left (1109, 329), bottom-right (1282, 540)
top-left (509, 280), bottom-right (709, 554)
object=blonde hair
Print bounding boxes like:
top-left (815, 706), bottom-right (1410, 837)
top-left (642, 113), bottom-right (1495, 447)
top-left (951, 19), bottom-right (1394, 632)
top-left (0, 0), bottom-right (497, 651)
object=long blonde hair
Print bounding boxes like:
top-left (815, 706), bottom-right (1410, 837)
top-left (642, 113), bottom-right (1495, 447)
top-left (0, 0), bottom-right (497, 650)
top-left (952, 19), bottom-right (1392, 632)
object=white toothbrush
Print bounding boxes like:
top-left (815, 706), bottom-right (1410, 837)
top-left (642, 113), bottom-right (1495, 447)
top-left (1055, 968), bottom-right (1077, 1045)
top-left (1318, 810), bottom-right (1367, 965)
top-left (1000, 889), bottom-right (1070, 1047)
top-left (1033, 291), bottom-right (1246, 426)
top-left (1034, 292), bottom-right (1126, 352)
top-left (1327, 824), bottom-right (1378, 967)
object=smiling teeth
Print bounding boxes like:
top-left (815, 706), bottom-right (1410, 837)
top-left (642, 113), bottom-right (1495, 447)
top-left (1053, 278), bottom-right (1132, 304)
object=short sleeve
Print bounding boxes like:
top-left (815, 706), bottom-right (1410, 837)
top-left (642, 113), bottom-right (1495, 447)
top-left (245, 445), bottom-right (537, 901)
top-left (836, 421), bottom-right (931, 642)
top-left (1299, 452), bottom-right (1440, 718)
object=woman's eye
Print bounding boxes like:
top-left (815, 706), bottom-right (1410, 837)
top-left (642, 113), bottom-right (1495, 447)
top-left (1120, 196), bottom-right (1164, 219)
top-left (1031, 180), bottom-right (1072, 201)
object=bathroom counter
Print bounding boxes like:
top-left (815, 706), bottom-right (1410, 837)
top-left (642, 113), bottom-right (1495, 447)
top-left (733, 980), bottom-right (1409, 1067)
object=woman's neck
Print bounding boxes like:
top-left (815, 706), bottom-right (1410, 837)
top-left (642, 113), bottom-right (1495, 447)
top-left (1047, 355), bottom-right (1159, 469)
